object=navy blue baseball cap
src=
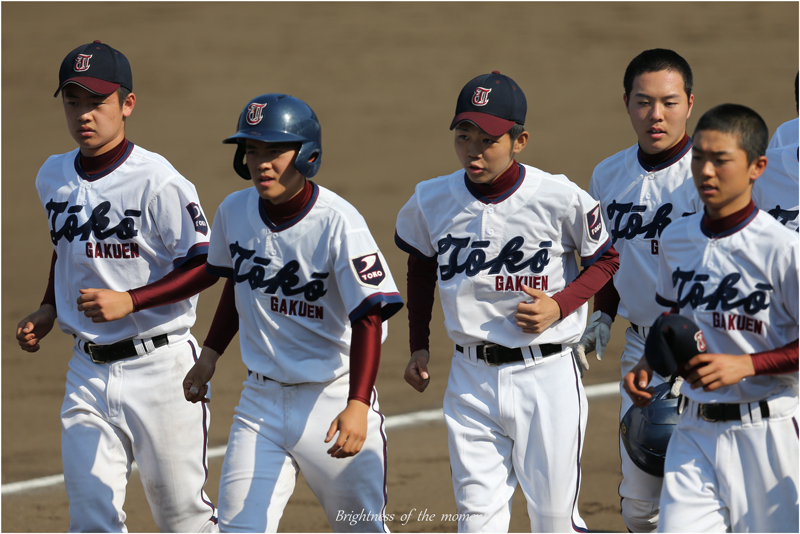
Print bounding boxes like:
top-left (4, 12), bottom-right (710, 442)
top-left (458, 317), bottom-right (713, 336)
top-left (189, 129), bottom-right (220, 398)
top-left (450, 71), bottom-right (527, 136)
top-left (54, 40), bottom-right (132, 97)
top-left (645, 314), bottom-right (707, 378)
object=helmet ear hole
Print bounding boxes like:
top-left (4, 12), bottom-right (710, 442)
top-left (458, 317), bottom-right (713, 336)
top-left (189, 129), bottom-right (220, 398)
top-left (233, 144), bottom-right (251, 180)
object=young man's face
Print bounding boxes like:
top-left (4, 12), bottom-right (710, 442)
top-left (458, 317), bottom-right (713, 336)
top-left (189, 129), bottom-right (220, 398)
top-left (624, 69), bottom-right (693, 155)
top-left (691, 129), bottom-right (767, 219)
top-left (63, 85), bottom-right (135, 157)
top-left (454, 121), bottom-right (528, 185)
top-left (245, 139), bottom-right (306, 205)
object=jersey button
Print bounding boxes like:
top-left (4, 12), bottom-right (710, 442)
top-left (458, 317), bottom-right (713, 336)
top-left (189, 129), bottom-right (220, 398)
top-left (487, 229), bottom-right (495, 235)
top-left (487, 207), bottom-right (495, 214)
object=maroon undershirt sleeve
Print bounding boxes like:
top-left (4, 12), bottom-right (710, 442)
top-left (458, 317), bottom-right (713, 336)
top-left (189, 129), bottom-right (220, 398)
top-left (348, 303), bottom-right (383, 406)
top-left (407, 254), bottom-right (439, 353)
top-left (127, 255), bottom-right (219, 312)
top-left (551, 245), bottom-right (620, 319)
top-left (41, 250), bottom-right (58, 309)
top-left (203, 278), bottom-right (239, 355)
top-left (591, 276), bottom-right (621, 320)
top-left (751, 339), bottom-right (799, 375)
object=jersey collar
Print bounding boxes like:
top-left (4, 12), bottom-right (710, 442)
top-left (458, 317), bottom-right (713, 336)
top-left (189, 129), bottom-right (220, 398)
top-left (700, 200), bottom-right (758, 238)
top-left (74, 140), bottom-right (135, 182)
top-left (259, 181), bottom-right (319, 232)
top-left (637, 134), bottom-right (692, 172)
top-left (464, 162), bottom-right (526, 204)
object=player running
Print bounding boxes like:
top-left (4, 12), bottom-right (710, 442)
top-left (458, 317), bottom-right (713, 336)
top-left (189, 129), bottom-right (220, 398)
top-left (183, 93), bottom-right (403, 533)
top-left (625, 103), bottom-right (799, 533)
top-left (15, 41), bottom-right (218, 532)
top-left (572, 49), bottom-right (703, 532)
top-left (394, 71), bottom-right (619, 533)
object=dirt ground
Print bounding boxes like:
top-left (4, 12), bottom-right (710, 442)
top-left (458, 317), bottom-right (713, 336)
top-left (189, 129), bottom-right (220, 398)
top-left (2, 2), bottom-right (797, 533)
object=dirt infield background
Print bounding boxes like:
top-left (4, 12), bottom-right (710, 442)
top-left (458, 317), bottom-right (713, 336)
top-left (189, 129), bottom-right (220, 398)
top-left (2, 2), bottom-right (797, 532)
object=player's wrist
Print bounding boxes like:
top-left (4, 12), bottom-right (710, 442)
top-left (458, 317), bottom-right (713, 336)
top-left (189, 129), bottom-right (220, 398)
top-left (346, 397), bottom-right (371, 410)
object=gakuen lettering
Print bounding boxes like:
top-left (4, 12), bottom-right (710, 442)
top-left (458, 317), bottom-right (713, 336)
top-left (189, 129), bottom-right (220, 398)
top-left (671, 268), bottom-right (770, 315)
top-left (46, 199), bottom-right (140, 245)
top-left (437, 235), bottom-right (550, 282)
top-left (230, 241), bottom-right (328, 301)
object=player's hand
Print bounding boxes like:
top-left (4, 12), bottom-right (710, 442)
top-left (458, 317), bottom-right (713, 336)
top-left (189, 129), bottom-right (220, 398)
top-left (623, 356), bottom-right (655, 407)
top-left (404, 349), bottom-right (431, 392)
top-left (571, 311), bottom-right (613, 377)
top-left (183, 347), bottom-right (220, 403)
top-left (76, 288), bottom-right (135, 323)
top-left (515, 285), bottom-right (561, 334)
top-left (684, 353), bottom-right (755, 392)
top-left (16, 304), bottom-right (57, 353)
top-left (325, 399), bottom-right (369, 458)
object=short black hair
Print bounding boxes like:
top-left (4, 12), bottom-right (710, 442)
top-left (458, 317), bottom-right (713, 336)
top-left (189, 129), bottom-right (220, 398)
top-left (117, 87), bottom-right (131, 108)
top-left (624, 49), bottom-right (693, 100)
top-left (693, 104), bottom-right (768, 164)
top-left (508, 123), bottom-right (525, 142)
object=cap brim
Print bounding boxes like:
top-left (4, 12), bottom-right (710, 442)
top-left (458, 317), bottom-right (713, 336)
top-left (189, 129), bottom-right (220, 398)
top-left (54, 78), bottom-right (121, 98)
top-left (449, 112), bottom-right (515, 137)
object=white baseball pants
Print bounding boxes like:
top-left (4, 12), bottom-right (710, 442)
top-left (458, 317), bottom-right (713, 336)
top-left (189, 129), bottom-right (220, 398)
top-left (659, 394), bottom-right (799, 532)
top-left (443, 346), bottom-right (588, 533)
top-left (217, 372), bottom-right (389, 533)
top-left (61, 333), bottom-right (218, 533)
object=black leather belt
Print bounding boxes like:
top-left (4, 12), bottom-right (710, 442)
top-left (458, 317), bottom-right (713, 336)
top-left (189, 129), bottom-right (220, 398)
top-left (83, 334), bottom-right (169, 363)
top-left (698, 401), bottom-right (770, 422)
top-left (456, 343), bottom-right (562, 365)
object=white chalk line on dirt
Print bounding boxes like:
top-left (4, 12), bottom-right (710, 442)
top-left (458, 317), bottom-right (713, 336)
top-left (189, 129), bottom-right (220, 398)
top-left (2, 381), bottom-right (619, 495)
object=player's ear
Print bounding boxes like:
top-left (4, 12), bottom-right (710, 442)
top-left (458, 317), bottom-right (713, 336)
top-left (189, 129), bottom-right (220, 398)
top-left (748, 155), bottom-right (768, 182)
top-left (623, 93), bottom-right (629, 109)
top-left (512, 131), bottom-right (529, 153)
top-left (686, 94), bottom-right (694, 119)
top-left (122, 92), bottom-right (136, 118)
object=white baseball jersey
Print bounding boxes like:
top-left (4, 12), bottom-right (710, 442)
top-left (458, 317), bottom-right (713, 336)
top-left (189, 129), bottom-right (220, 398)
top-left (35, 144), bottom-right (210, 344)
top-left (589, 143), bottom-right (704, 328)
top-left (752, 144), bottom-right (799, 231)
top-left (395, 163), bottom-right (611, 348)
top-left (206, 183), bottom-right (403, 385)
top-left (655, 210), bottom-right (799, 403)
top-left (768, 117), bottom-right (799, 149)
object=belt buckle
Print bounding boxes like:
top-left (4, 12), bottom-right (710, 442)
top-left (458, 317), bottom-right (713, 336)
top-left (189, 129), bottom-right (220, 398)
top-left (699, 405), bottom-right (713, 422)
top-left (85, 343), bottom-right (104, 364)
top-left (480, 343), bottom-right (500, 366)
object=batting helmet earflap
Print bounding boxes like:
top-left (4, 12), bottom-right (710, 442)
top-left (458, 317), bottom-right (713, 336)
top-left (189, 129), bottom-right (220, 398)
top-left (620, 381), bottom-right (681, 477)
top-left (223, 94), bottom-right (322, 180)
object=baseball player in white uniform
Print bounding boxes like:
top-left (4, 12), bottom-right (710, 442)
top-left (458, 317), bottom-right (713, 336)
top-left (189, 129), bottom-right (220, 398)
top-left (183, 93), bottom-right (403, 533)
top-left (752, 143), bottom-right (799, 231)
top-left (572, 49), bottom-right (704, 532)
top-left (626, 103), bottom-right (799, 532)
top-left (395, 71), bottom-right (620, 533)
top-left (15, 41), bottom-right (218, 532)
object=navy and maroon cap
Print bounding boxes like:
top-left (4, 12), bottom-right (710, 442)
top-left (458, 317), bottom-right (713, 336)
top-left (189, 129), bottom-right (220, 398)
top-left (449, 71), bottom-right (527, 137)
top-left (54, 40), bottom-right (132, 97)
top-left (645, 314), bottom-right (708, 378)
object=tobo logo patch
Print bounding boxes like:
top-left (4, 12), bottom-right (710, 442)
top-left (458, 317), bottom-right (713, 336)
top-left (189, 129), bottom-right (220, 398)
top-left (351, 252), bottom-right (386, 287)
top-left (586, 204), bottom-right (603, 243)
top-left (186, 202), bottom-right (208, 235)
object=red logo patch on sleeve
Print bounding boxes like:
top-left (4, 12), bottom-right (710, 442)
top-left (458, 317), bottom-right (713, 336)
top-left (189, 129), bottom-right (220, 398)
top-left (351, 252), bottom-right (386, 287)
top-left (186, 202), bottom-right (208, 235)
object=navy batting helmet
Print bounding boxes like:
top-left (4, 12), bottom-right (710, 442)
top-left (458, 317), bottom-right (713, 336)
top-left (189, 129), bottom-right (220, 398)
top-left (223, 94), bottom-right (322, 180)
top-left (620, 382), bottom-right (681, 477)
top-left (645, 313), bottom-right (707, 379)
